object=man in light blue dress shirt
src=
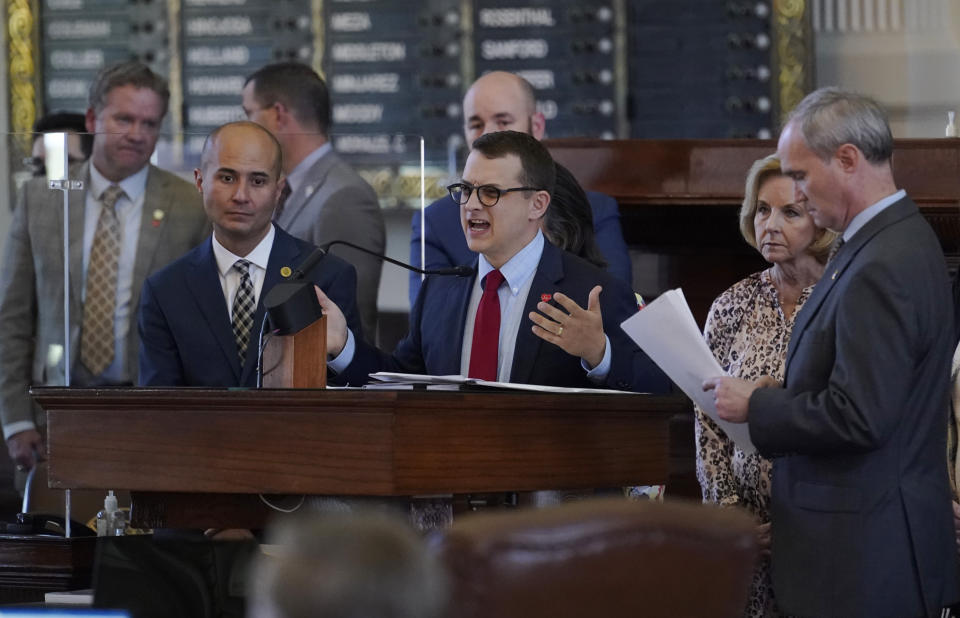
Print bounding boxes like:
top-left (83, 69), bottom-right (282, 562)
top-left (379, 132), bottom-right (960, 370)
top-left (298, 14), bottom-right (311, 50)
top-left (317, 131), bottom-right (666, 394)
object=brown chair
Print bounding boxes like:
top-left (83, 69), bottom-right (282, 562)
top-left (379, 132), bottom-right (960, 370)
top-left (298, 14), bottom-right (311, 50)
top-left (428, 498), bottom-right (757, 618)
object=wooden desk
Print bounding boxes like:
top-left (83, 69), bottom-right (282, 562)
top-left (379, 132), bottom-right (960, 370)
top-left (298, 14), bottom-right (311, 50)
top-left (0, 534), bottom-right (95, 604)
top-left (36, 388), bottom-right (684, 528)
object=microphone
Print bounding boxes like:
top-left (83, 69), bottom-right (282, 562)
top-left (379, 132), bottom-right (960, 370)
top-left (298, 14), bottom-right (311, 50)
top-left (262, 250), bottom-right (326, 336)
top-left (288, 247), bottom-right (326, 280)
top-left (255, 240), bottom-right (474, 388)
top-left (324, 240), bottom-right (475, 277)
top-left (257, 247), bottom-right (330, 387)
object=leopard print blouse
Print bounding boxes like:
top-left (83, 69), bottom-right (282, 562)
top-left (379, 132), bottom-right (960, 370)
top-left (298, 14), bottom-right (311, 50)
top-left (695, 269), bottom-right (813, 618)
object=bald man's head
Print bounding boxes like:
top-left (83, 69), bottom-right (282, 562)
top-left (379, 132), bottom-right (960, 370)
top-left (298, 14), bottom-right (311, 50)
top-left (201, 120), bottom-right (283, 179)
top-left (195, 121), bottom-right (286, 256)
top-left (463, 71), bottom-right (545, 144)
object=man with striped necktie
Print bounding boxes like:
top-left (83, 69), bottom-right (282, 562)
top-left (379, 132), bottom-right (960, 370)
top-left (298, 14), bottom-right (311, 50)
top-left (138, 121), bottom-right (362, 388)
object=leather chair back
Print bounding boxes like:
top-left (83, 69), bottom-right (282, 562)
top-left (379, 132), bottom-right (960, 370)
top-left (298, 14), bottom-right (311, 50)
top-left (429, 498), bottom-right (757, 618)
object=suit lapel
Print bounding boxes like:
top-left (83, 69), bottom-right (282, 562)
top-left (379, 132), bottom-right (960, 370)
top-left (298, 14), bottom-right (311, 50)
top-left (278, 153), bottom-right (335, 228)
top-left (441, 272), bottom-right (475, 374)
top-left (68, 166), bottom-right (88, 323)
top-left (509, 243), bottom-right (560, 383)
top-left (130, 166), bottom-right (172, 314)
top-left (61, 164), bottom-right (88, 368)
top-left (186, 239), bottom-right (242, 380)
top-left (240, 228), bottom-right (304, 384)
top-left (786, 196), bottom-right (917, 369)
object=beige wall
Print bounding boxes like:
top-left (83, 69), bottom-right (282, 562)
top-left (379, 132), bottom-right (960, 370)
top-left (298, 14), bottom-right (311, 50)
top-left (813, 0), bottom-right (960, 137)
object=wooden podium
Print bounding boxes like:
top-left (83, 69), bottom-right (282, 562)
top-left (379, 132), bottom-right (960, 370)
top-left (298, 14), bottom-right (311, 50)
top-left (36, 388), bottom-right (684, 529)
top-left (260, 315), bottom-right (327, 388)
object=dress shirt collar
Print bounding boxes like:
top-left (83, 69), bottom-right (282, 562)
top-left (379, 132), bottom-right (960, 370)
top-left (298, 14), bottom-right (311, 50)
top-left (476, 230), bottom-right (545, 297)
top-left (212, 224), bottom-right (275, 276)
top-left (88, 161), bottom-right (149, 204)
top-left (842, 189), bottom-right (906, 242)
top-left (285, 143), bottom-right (332, 194)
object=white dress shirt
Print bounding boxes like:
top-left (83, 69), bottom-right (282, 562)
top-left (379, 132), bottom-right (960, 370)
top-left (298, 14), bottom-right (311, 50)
top-left (211, 225), bottom-right (275, 318)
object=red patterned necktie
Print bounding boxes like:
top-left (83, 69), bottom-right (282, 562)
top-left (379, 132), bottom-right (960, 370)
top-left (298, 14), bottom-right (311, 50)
top-left (468, 269), bottom-right (505, 381)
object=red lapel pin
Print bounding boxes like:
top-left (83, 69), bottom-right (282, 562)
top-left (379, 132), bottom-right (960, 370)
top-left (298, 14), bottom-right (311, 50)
top-left (540, 293), bottom-right (552, 303)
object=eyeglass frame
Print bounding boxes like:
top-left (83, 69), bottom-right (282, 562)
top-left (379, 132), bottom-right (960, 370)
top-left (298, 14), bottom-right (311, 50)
top-left (446, 181), bottom-right (544, 207)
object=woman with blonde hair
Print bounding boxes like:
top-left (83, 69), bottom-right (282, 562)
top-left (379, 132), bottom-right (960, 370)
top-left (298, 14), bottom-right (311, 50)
top-left (695, 153), bottom-right (838, 617)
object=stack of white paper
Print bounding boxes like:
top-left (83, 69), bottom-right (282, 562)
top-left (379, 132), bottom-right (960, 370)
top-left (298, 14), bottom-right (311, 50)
top-left (620, 289), bottom-right (756, 454)
top-left (368, 372), bottom-right (636, 395)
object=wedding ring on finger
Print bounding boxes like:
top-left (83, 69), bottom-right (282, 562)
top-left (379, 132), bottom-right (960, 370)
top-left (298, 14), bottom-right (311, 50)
top-left (557, 326), bottom-right (564, 337)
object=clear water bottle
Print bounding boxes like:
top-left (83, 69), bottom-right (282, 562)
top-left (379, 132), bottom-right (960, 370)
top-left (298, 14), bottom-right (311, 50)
top-left (95, 490), bottom-right (127, 536)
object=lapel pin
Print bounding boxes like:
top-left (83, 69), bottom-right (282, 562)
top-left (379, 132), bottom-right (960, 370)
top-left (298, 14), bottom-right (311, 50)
top-left (540, 293), bottom-right (552, 303)
top-left (151, 209), bottom-right (164, 227)
top-left (831, 269), bottom-right (838, 280)
top-left (280, 266), bottom-right (292, 278)
top-left (304, 185), bottom-right (315, 198)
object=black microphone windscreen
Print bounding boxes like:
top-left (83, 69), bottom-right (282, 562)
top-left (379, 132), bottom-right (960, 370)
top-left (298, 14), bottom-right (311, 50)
top-left (290, 247), bottom-right (326, 280)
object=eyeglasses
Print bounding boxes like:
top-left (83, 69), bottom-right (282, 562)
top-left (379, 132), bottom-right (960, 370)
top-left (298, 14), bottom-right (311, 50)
top-left (447, 182), bottom-right (542, 207)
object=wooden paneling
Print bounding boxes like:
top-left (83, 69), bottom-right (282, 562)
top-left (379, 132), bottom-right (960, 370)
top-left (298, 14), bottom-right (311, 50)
top-left (547, 138), bottom-right (960, 326)
top-left (0, 535), bottom-right (95, 604)
top-left (37, 388), bottom-right (684, 528)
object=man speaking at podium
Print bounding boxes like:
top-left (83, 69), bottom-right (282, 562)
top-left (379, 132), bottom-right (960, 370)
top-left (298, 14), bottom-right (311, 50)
top-left (318, 130), bottom-right (666, 393)
top-left (138, 121), bottom-right (362, 387)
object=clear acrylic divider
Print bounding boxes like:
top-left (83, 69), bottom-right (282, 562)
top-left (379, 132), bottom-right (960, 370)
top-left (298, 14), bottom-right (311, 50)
top-left (4, 128), bottom-right (447, 327)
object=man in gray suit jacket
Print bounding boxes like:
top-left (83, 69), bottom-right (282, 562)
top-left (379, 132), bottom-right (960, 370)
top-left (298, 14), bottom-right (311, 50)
top-left (0, 62), bottom-right (208, 474)
top-left (242, 62), bottom-right (384, 340)
top-left (705, 88), bottom-right (959, 616)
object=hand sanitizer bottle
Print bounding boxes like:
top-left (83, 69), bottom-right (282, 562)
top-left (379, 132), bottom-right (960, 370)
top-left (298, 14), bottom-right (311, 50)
top-left (96, 490), bottom-right (126, 536)
top-left (946, 111), bottom-right (957, 137)
top-left (110, 503), bottom-right (128, 536)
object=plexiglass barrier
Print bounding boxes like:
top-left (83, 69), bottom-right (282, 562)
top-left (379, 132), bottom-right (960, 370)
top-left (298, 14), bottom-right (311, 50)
top-left (7, 129), bottom-right (450, 207)
top-left (2, 129), bottom-right (466, 322)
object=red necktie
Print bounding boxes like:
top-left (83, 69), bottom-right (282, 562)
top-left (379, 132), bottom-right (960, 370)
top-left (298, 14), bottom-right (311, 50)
top-left (468, 269), bottom-right (505, 380)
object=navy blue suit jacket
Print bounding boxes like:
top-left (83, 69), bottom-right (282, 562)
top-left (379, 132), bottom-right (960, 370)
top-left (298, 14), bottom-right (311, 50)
top-left (340, 240), bottom-right (667, 393)
top-left (409, 191), bottom-right (632, 305)
top-left (138, 226), bottom-right (362, 387)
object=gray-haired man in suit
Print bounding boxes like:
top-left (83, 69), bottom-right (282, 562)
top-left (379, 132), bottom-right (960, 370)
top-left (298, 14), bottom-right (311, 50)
top-left (704, 88), bottom-right (959, 617)
top-left (241, 62), bottom-right (385, 340)
top-left (0, 61), bottom-right (209, 474)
